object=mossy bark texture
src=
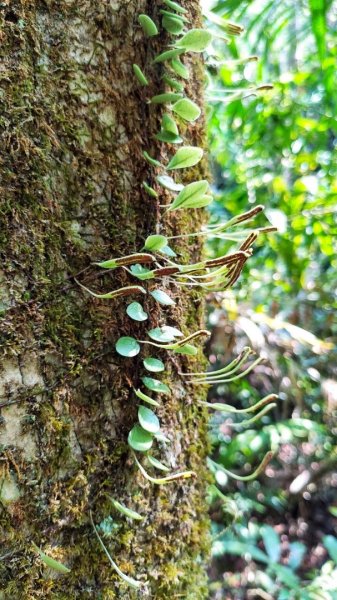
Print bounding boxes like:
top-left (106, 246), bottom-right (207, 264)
top-left (0, 1), bottom-right (209, 598)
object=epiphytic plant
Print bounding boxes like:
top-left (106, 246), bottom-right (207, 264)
top-left (77, 1), bottom-right (277, 590)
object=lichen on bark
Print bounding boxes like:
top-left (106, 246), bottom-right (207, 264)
top-left (0, 1), bottom-right (210, 598)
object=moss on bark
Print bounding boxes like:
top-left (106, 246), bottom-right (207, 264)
top-left (0, 1), bottom-right (210, 597)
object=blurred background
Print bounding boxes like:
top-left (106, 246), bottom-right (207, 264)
top-left (203, 0), bottom-right (337, 598)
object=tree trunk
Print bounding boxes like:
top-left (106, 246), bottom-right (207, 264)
top-left (0, 1), bottom-right (209, 598)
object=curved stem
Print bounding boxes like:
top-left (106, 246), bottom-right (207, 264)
top-left (133, 453), bottom-right (195, 485)
top-left (209, 451), bottom-right (274, 482)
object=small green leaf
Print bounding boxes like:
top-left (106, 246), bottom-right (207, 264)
top-left (126, 302), bottom-right (148, 322)
top-left (163, 0), bottom-right (187, 13)
top-left (160, 245), bottom-right (177, 257)
top-left (142, 377), bottom-right (171, 395)
top-left (162, 74), bottom-right (184, 92)
top-left (132, 64), bottom-right (148, 86)
top-left (138, 14), bottom-right (158, 37)
top-left (162, 14), bottom-right (184, 35)
top-left (170, 58), bottom-right (189, 79)
top-left (167, 146), bottom-right (203, 170)
top-left (115, 337), bottom-right (140, 358)
top-left (143, 358), bottom-right (165, 373)
top-left (173, 344), bottom-right (198, 355)
top-left (155, 131), bottom-right (183, 144)
top-left (153, 48), bottom-right (184, 64)
top-left (162, 113), bottom-right (179, 135)
top-left (143, 181), bottom-right (158, 198)
top-left (168, 180), bottom-right (209, 211)
top-left (172, 98), bottom-right (201, 122)
top-left (150, 289), bottom-right (176, 306)
top-left (130, 265), bottom-right (154, 280)
top-left (134, 388), bottom-right (160, 407)
top-left (147, 455), bottom-right (170, 472)
top-left (144, 235), bottom-right (168, 252)
top-left (150, 92), bottom-right (182, 104)
top-left (157, 175), bottom-right (184, 192)
top-left (90, 514), bottom-right (142, 589)
top-left (143, 151), bottom-right (162, 168)
top-left (110, 498), bottom-right (143, 521)
top-left (176, 28), bottom-right (212, 52)
top-left (138, 405), bottom-right (160, 434)
top-left (128, 424), bottom-right (153, 452)
top-left (148, 326), bottom-right (182, 343)
top-left (32, 543), bottom-right (71, 574)
top-left (160, 9), bottom-right (188, 22)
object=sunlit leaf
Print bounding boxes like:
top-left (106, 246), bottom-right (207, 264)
top-left (168, 180), bottom-right (209, 211)
top-left (167, 146), bottom-right (203, 170)
top-left (172, 98), bottom-right (201, 122)
top-left (176, 29), bottom-right (212, 52)
top-left (144, 235), bottom-right (168, 252)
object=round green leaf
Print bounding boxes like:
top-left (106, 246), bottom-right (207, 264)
top-left (126, 302), bottom-right (148, 322)
top-left (142, 377), bottom-right (171, 395)
top-left (143, 358), bottom-right (165, 373)
top-left (144, 235), bottom-right (168, 252)
top-left (138, 14), bottom-right (158, 37)
top-left (128, 424), bottom-right (153, 452)
top-left (115, 337), bottom-right (140, 357)
top-left (150, 289), bottom-right (176, 306)
top-left (167, 146), bottom-right (204, 170)
top-left (138, 405), bottom-right (160, 434)
top-left (172, 98), bottom-right (201, 122)
top-left (176, 28), bottom-right (212, 52)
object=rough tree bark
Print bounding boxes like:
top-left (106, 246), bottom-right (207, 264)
top-left (0, 1), bottom-right (209, 598)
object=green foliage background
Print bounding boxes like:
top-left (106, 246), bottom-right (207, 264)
top-left (205, 0), bottom-right (337, 597)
